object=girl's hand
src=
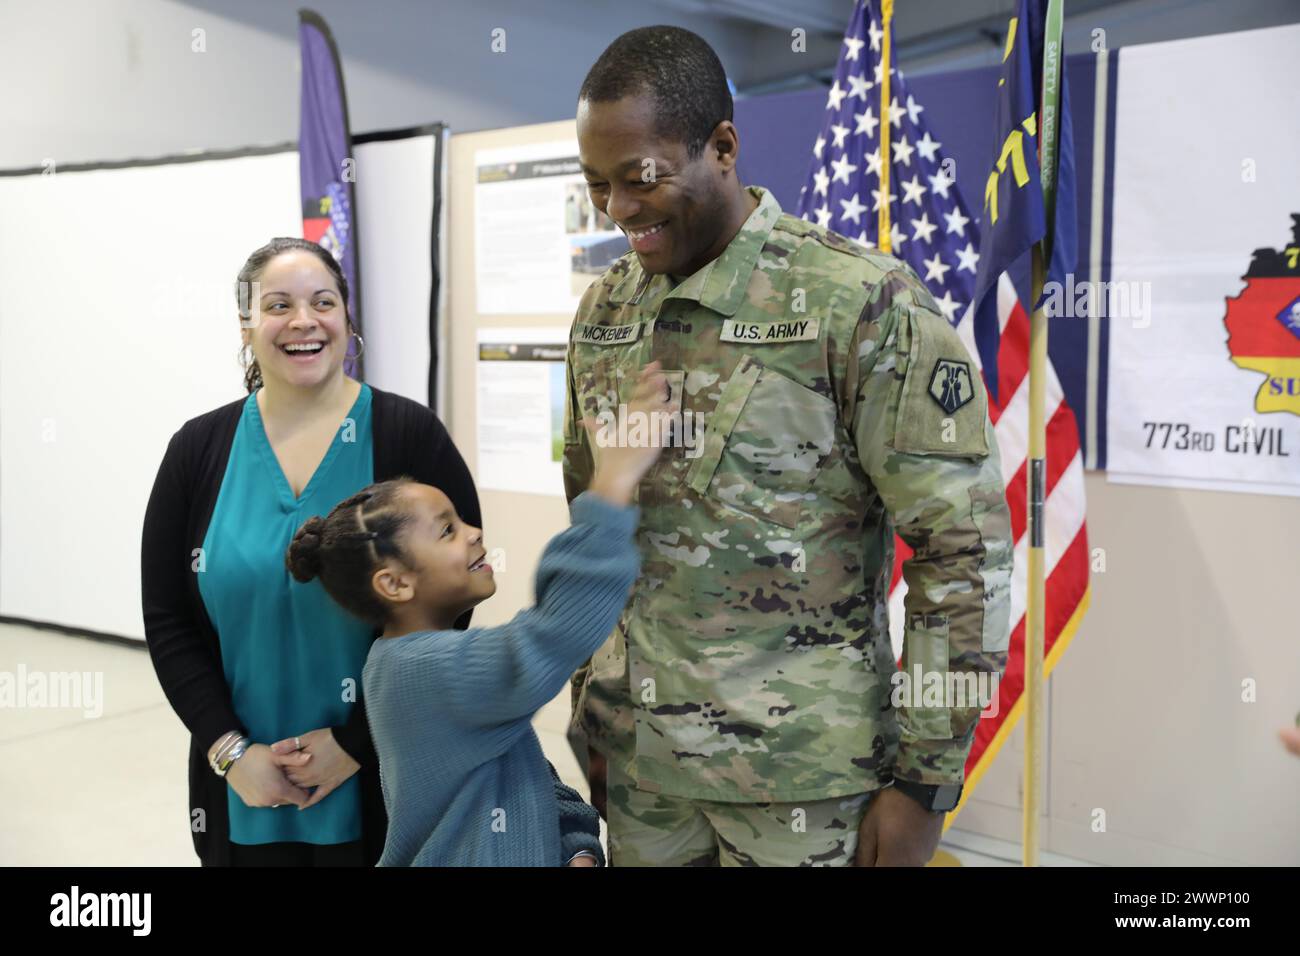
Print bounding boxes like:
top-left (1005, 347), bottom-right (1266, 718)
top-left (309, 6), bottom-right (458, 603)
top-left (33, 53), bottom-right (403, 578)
top-left (269, 728), bottom-right (361, 809)
top-left (226, 743), bottom-right (312, 809)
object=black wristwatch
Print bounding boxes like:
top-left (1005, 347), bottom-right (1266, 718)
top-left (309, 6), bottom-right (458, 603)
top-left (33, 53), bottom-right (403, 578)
top-left (889, 778), bottom-right (962, 813)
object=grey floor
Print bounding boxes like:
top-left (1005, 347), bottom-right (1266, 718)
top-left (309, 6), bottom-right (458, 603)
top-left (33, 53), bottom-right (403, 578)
top-left (0, 621), bottom-right (1089, 866)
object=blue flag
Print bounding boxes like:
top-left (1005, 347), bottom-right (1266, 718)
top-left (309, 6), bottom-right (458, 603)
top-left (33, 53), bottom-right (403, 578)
top-left (972, 0), bottom-right (1077, 401)
top-left (299, 10), bottom-right (362, 378)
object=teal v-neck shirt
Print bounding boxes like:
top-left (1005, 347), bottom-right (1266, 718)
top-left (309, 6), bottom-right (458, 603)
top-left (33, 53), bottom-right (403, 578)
top-left (198, 383), bottom-right (375, 845)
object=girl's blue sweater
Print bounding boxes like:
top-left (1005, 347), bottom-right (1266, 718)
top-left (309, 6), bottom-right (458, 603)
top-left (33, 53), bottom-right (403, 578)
top-left (362, 490), bottom-right (639, 866)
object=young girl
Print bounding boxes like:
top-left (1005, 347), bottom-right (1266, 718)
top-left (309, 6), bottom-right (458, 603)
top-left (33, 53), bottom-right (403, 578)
top-left (284, 362), bottom-right (674, 866)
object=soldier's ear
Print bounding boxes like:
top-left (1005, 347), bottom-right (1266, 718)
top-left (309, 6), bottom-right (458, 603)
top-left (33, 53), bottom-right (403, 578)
top-left (710, 121), bottom-right (740, 172)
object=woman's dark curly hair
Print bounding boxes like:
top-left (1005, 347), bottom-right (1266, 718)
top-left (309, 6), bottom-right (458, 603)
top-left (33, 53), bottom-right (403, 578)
top-left (285, 477), bottom-right (417, 627)
top-left (237, 237), bottom-right (350, 394)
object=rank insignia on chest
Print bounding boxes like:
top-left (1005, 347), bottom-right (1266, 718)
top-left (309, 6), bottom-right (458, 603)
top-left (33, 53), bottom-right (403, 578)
top-left (719, 318), bottom-right (820, 344)
top-left (928, 359), bottom-right (975, 414)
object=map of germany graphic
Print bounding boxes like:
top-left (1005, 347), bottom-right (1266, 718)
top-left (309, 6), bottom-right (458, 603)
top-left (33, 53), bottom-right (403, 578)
top-left (1223, 213), bottom-right (1300, 417)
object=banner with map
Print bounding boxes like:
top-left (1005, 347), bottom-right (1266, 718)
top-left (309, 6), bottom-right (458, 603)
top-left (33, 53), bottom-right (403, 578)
top-left (1105, 24), bottom-right (1300, 496)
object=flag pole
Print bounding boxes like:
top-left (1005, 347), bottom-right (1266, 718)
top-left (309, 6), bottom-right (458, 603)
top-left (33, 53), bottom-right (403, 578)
top-left (1025, 244), bottom-right (1046, 868)
top-left (877, 0), bottom-right (894, 253)
top-left (1024, 0), bottom-right (1065, 869)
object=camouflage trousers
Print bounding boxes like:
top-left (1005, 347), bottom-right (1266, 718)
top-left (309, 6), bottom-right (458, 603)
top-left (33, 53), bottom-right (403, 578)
top-left (606, 760), bottom-right (876, 867)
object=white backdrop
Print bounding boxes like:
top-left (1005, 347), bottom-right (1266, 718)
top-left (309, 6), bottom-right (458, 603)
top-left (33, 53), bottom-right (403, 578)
top-left (0, 131), bottom-right (443, 639)
top-left (1105, 24), bottom-right (1300, 496)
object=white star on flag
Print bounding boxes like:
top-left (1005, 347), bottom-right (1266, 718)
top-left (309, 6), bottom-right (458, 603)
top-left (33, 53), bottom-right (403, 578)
top-left (905, 93), bottom-right (924, 124)
top-left (934, 288), bottom-right (960, 321)
top-left (827, 80), bottom-right (847, 111)
top-left (864, 148), bottom-right (883, 177)
top-left (923, 251), bottom-right (951, 284)
top-left (901, 174), bottom-right (927, 206)
top-left (891, 136), bottom-right (915, 167)
top-left (916, 131), bottom-right (941, 162)
top-left (944, 206), bottom-right (971, 236)
top-left (910, 211), bottom-right (938, 244)
top-left (830, 153), bottom-right (858, 185)
top-left (813, 167), bottom-right (830, 197)
top-left (955, 241), bottom-right (980, 273)
top-left (839, 192), bottom-right (869, 224)
top-left (854, 107), bottom-right (879, 138)
top-left (928, 169), bottom-right (954, 199)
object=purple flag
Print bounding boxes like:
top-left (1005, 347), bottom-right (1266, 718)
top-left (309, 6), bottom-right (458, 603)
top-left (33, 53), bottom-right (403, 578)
top-left (299, 9), bottom-right (362, 377)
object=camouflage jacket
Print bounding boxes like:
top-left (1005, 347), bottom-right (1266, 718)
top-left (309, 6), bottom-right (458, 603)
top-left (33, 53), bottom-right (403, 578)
top-left (563, 185), bottom-right (1012, 802)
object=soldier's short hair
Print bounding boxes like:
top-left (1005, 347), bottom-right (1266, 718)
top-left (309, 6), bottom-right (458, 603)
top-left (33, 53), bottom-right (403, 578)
top-left (579, 25), bottom-right (733, 161)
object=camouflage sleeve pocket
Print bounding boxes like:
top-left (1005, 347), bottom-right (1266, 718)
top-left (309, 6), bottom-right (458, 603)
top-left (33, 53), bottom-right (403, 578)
top-left (895, 614), bottom-right (955, 741)
top-left (893, 307), bottom-right (990, 459)
top-left (970, 479), bottom-right (1014, 654)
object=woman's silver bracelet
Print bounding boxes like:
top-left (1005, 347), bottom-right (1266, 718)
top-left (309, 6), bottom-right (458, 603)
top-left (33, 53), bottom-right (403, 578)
top-left (210, 733), bottom-right (250, 777)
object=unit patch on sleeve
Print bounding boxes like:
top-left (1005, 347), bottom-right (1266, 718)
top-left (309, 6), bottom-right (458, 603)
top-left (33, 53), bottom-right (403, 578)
top-left (927, 358), bottom-right (975, 414)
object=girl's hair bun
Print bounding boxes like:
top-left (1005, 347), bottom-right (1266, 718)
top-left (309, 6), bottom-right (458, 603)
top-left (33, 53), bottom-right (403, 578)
top-left (286, 516), bottom-right (326, 582)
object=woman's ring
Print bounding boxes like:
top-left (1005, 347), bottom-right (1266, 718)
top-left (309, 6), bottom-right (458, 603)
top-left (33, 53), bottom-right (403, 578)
top-left (295, 736), bottom-right (302, 750)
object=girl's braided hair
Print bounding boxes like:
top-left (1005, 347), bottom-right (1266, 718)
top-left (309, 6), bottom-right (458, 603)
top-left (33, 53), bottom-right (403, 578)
top-left (285, 477), bottom-right (417, 626)
top-left (237, 237), bottom-right (350, 394)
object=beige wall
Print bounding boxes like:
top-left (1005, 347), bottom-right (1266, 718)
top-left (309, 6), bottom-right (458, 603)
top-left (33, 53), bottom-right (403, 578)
top-left (447, 122), bottom-right (1300, 867)
top-left (959, 475), bottom-right (1300, 865)
top-left (447, 120), bottom-right (580, 636)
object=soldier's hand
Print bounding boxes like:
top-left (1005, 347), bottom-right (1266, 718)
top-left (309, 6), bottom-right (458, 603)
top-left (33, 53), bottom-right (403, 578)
top-left (584, 361), bottom-right (678, 506)
top-left (855, 786), bottom-right (944, 866)
top-left (587, 746), bottom-right (608, 821)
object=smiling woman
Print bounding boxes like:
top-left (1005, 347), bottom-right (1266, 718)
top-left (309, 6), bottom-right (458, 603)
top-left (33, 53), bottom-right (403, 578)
top-left (236, 237), bottom-right (358, 395)
top-left (139, 236), bottom-right (491, 867)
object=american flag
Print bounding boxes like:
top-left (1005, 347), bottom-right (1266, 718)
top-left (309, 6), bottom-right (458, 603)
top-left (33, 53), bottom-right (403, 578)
top-left (796, 0), bottom-right (1091, 820)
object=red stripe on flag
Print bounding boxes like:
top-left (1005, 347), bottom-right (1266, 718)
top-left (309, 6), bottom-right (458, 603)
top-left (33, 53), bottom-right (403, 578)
top-left (1004, 403), bottom-right (1082, 541)
top-left (889, 538), bottom-right (912, 592)
top-left (986, 299), bottom-right (1031, 421)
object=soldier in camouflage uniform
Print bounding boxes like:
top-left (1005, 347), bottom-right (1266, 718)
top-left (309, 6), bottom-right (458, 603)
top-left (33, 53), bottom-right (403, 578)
top-left (564, 26), bottom-right (1013, 866)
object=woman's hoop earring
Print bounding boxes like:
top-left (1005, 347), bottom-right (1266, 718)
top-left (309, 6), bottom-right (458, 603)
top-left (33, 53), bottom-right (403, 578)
top-left (350, 331), bottom-right (365, 360)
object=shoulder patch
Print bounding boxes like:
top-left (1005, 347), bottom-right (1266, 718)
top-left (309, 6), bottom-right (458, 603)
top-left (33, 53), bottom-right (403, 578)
top-left (927, 359), bottom-right (975, 414)
top-left (893, 307), bottom-right (989, 458)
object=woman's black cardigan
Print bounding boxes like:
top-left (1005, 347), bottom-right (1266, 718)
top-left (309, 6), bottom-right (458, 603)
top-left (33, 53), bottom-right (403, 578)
top-left (140, 386), bottom-right (481, 867)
